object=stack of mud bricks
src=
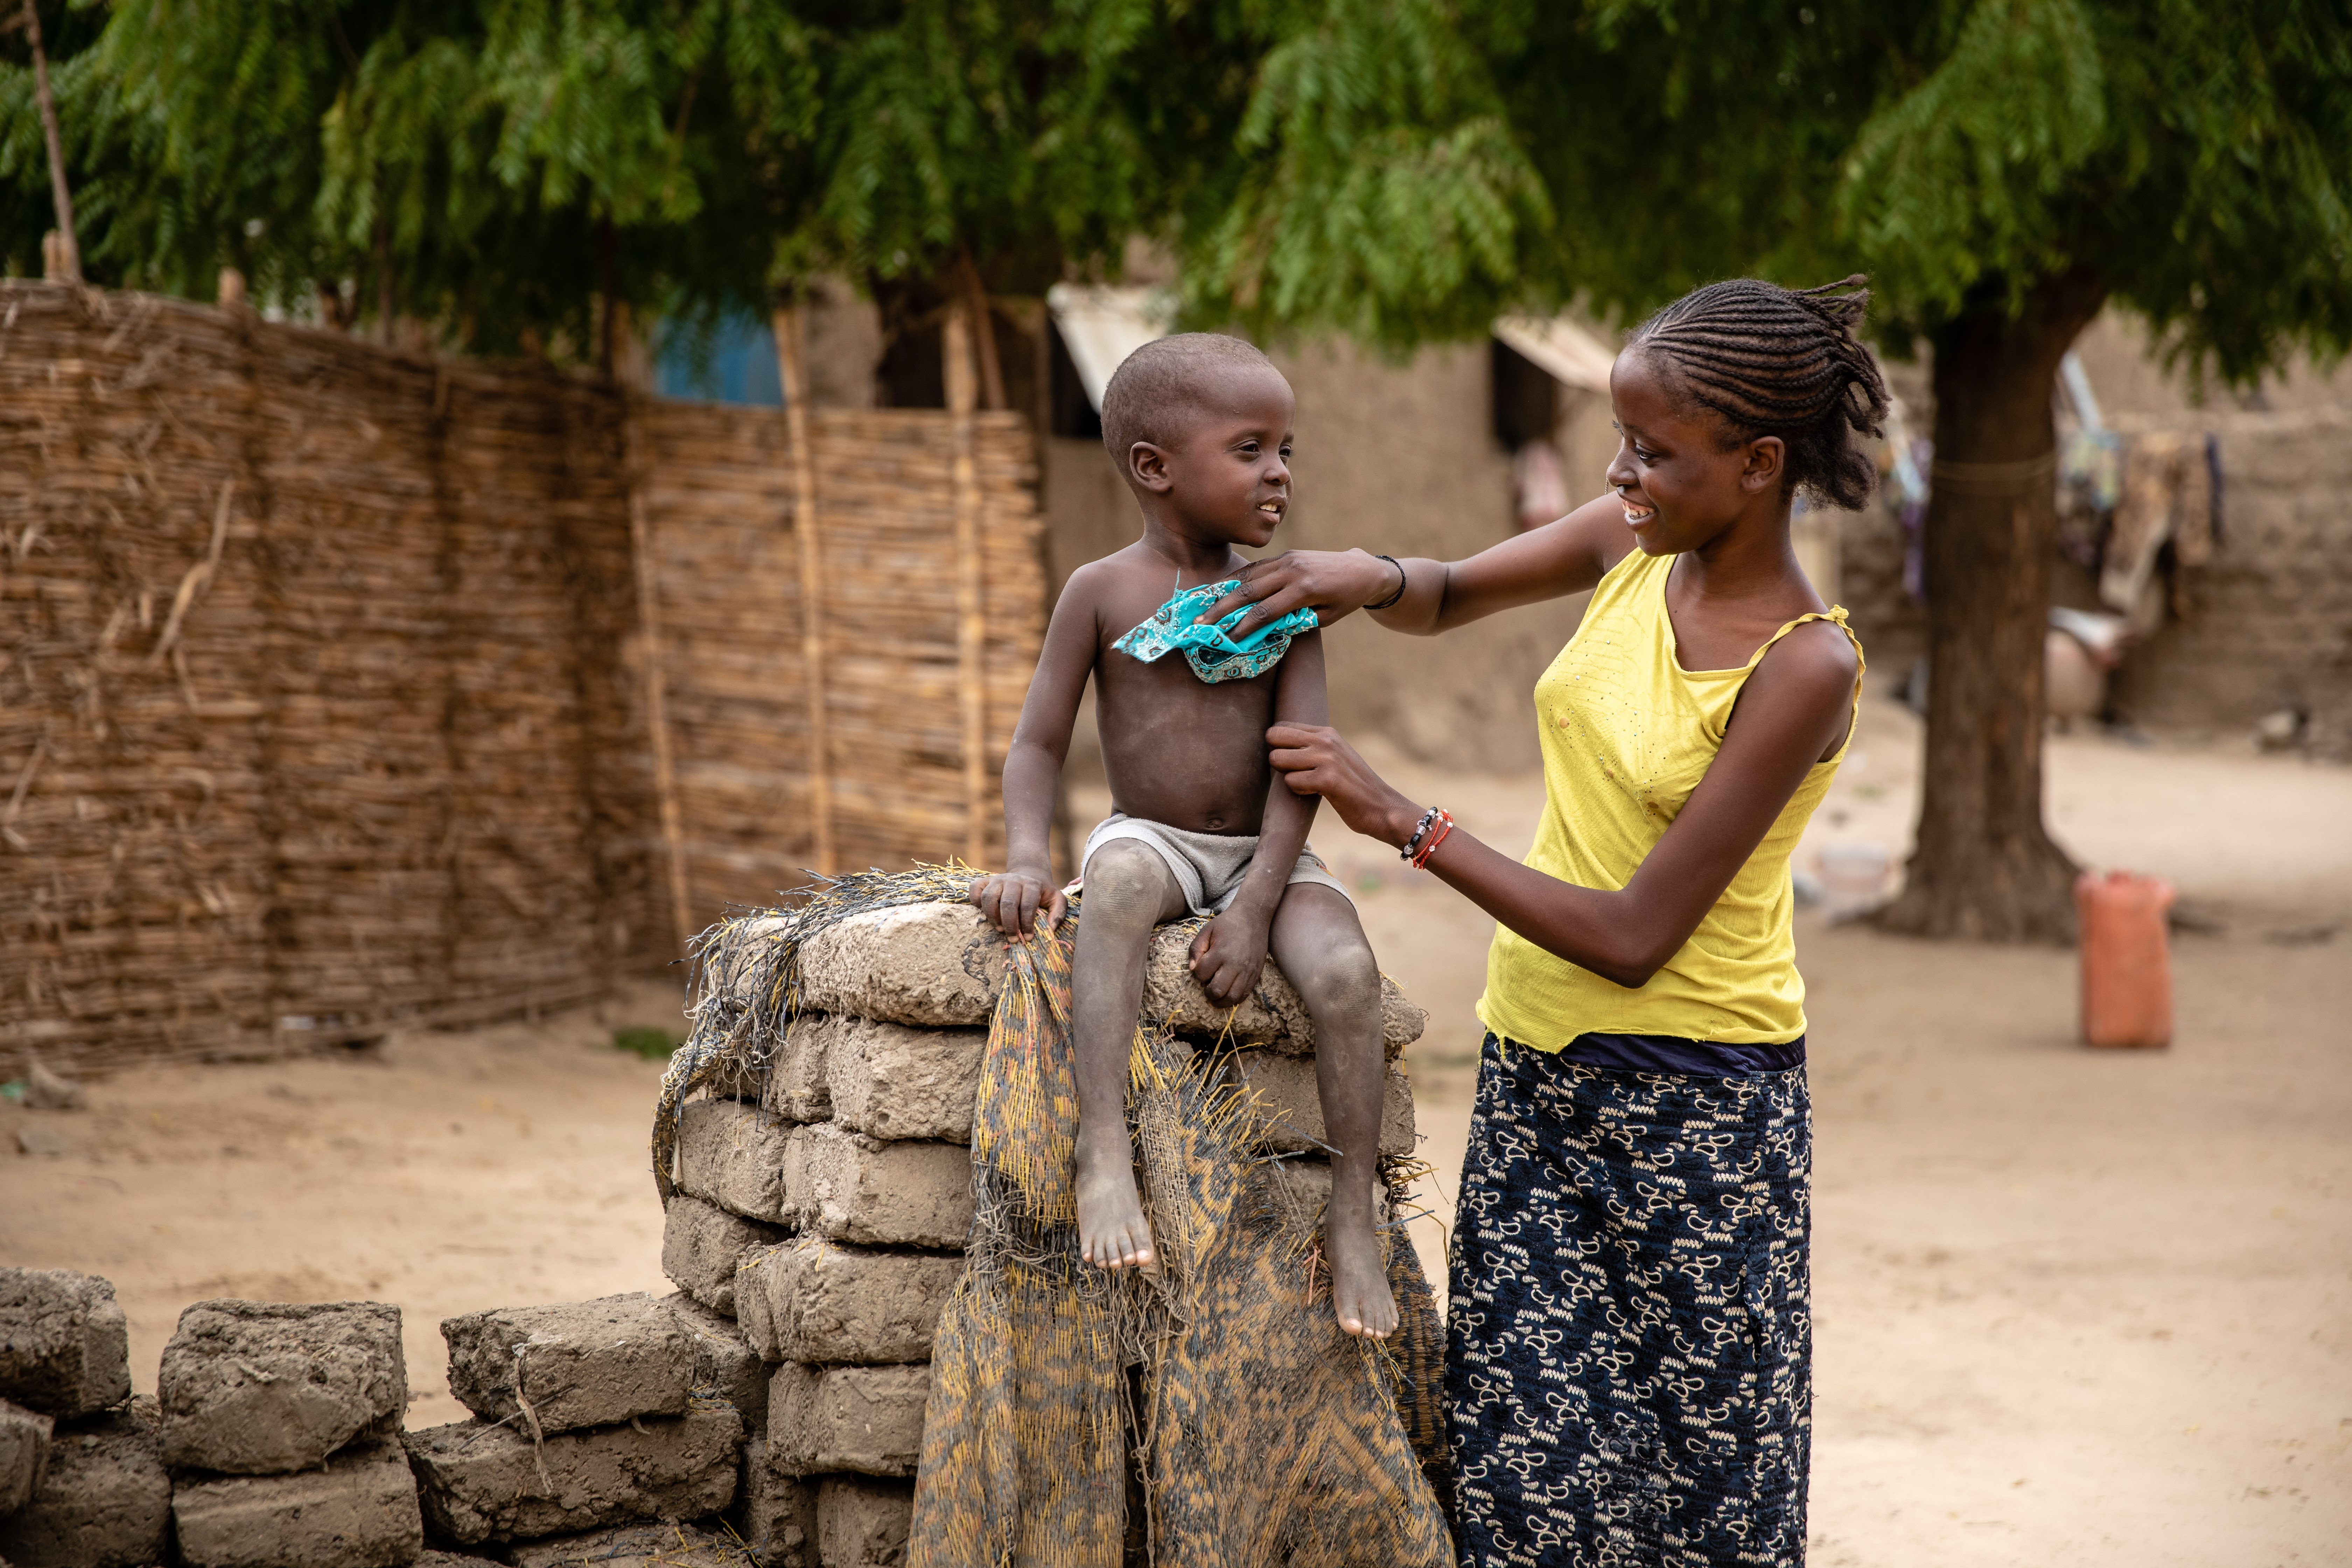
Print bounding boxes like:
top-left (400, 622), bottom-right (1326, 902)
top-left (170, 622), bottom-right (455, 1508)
top-left (0, 1269), bottom-right (162, 1568)
top-left (662, 902), bottom-right (1423, 1568)
top-left (0, 1267), bottom-right (763, 1568)
top-left (0, 1276), bottom-right (413, 1568)
top-left (0, 903), bottom-right (1419, 1568)
top-left (406, 1290), bottom-right (767, 1565)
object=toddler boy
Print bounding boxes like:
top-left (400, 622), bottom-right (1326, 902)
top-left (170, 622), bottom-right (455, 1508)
top-left (969, 333), bottom-right (1397, 1338)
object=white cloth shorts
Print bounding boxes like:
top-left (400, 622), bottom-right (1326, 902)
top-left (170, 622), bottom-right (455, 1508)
top-left (1080, 812), bottom-right (1353, 918)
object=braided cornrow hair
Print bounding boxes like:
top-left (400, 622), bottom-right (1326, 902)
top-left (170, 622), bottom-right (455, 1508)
top-left (1628, 275), bottom-right (1891, 511)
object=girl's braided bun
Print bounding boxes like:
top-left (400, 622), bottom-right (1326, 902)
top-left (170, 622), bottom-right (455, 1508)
top-left (1629, 275), bottom-right (1890, 511)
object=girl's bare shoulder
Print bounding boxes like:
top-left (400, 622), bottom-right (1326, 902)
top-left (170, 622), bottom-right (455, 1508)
top-left (1747, 616), bottom-right (1861, 728)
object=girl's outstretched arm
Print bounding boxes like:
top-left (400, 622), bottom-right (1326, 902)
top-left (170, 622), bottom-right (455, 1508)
top-left (1197, 493), bottom-right (1634, 642)
top-left (1268, 620), bottom-right (1857, 987)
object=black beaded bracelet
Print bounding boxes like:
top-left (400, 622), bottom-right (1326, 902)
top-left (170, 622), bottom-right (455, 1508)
top-left (1399, 806), bottom-right (1439, 861)
top-left (1365, 553), bottom-right (1408, 611)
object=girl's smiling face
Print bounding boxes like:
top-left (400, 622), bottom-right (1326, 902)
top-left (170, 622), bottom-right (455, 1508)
top-left (1604, 348), bottom-right (1786, 556)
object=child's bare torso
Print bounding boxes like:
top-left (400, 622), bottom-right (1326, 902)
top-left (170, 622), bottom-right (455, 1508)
top-left (1077, 542), bottom-right (1283, 836)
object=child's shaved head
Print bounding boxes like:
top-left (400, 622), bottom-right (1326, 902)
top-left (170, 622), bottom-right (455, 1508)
top-left (1101, 333), bottom-right (1283, 466)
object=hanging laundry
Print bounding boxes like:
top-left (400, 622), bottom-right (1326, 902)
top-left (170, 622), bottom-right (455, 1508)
top-left (1900, 435), bottom-right (1932, 602)
top-left (2062, 428), bottom-right (2125, 512)
top-left (2057, 428), bottom-right (2124, 569)
top-left (2172, 433), bottom-right (2222, 567)
top-left (2100, 431), bottom-right (2218, 618)
top-left (2207, 433), bottom-right (2226, 548)
top-left (1878, 397), bottom-right (1934, 601)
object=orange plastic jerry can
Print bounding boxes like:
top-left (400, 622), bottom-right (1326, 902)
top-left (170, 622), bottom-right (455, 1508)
top-left (2076, 870), bottom-right (2176, 1048)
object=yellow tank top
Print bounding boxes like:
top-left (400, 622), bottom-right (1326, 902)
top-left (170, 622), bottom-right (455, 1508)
top-left (1476, 549), bottom-right (1864, 1049)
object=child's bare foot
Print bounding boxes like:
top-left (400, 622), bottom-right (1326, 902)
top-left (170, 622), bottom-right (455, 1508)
top-left (1324, 1204), bottom-right (1397, 1338)
top-left (1076, 1127), bottom-right (1156, 1272)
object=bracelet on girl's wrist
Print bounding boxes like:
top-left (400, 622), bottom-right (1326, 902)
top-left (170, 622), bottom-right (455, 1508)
top-left (1399, 807), bottom-right (1439, 861)
top-left (1411, 810), bottom-right (1455, 870)
top-left (1365, 553), bottom-right (1408, 611)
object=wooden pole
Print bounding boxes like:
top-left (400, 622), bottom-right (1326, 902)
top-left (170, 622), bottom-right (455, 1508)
top-left (597, 218), bottom-right (618, 377)
top-left (623, 410), bottom-right (695, 950)
top-left (955, 251), bottom-right (1006, 412)
top-left (944, 303), bottom-right (989, 869)
top-left (772, 302), bottom-right (835, 877)
top-left (22, 0), bottom-right (79, 283)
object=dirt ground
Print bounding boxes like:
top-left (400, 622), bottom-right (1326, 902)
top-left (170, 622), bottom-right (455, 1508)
top-left (3, 693), bottom-right (2345, 1565)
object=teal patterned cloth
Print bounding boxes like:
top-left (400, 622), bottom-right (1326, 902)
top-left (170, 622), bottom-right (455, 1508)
top-left (1111, 578), bottom-right (1321, 683)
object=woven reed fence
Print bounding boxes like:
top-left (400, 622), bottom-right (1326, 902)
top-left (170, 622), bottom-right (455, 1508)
top-left (0, 285), bottom-right (1044, 1075)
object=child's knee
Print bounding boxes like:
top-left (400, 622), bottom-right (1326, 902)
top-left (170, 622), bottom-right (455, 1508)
top-left (1290, 931), bottom-right (1380, 1014)
top-left (1081, 841), bottom-right (1174, 928)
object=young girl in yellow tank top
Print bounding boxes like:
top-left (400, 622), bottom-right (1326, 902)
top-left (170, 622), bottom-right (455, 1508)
top-left (1197, 277), bottom-right (1885, 1566)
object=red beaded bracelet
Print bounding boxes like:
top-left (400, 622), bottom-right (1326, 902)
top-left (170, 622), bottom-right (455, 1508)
top-left (1410, 809), bottom-right (1455, 870)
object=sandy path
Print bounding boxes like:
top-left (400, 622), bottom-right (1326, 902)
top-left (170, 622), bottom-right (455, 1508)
top-left (2, 697), bottom-right (2345, 1562)
top-left (1799, 923), bottom-right (2346, 1566)
top-left (0, 997), bottom-right (682, 1429)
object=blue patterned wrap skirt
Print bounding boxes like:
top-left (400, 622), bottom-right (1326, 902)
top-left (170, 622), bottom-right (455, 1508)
top-left (1446, 1032), bottom-right (1812, 1567)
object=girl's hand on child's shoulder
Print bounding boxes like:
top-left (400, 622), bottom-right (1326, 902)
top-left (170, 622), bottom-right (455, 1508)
top-left (969, 869), bottom-right (1067, 937)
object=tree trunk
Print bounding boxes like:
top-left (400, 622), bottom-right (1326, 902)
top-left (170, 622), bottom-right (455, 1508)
top-left (873, 251), bottom-right (1055, 414)
top-left (1875, 269), bottom-right (2107, 944)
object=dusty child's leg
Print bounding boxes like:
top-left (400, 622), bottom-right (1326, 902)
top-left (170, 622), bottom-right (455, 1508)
top-left (1071, 840), bottom-right (1188, 1270)
top-left (1268, 885), bottom-right (1399, 1337)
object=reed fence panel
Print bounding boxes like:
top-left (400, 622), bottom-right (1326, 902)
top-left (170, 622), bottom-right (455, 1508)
top-left (0, 285), bottom-right (1045, 1075)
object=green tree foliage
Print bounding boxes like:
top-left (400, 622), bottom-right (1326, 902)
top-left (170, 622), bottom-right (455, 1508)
top-left (2, 0), bottom-right (806, 349)
top-left (1177, 0), bottom-right (1552, 348)
top-left (1192, 0), bottom-right (2352, 383)
top-left (13, 0), bottom-right (2345, 417)
top-left (0, 0), bottom-right (1260, 354)
top-left (1849, 0), bottom-right (2351, 381)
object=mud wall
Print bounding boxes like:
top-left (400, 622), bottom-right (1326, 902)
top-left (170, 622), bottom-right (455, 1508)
top-left (1826, 315), bottom-right (2352, 750)
top-left (2074, 315), bottom-right (2352, 752)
